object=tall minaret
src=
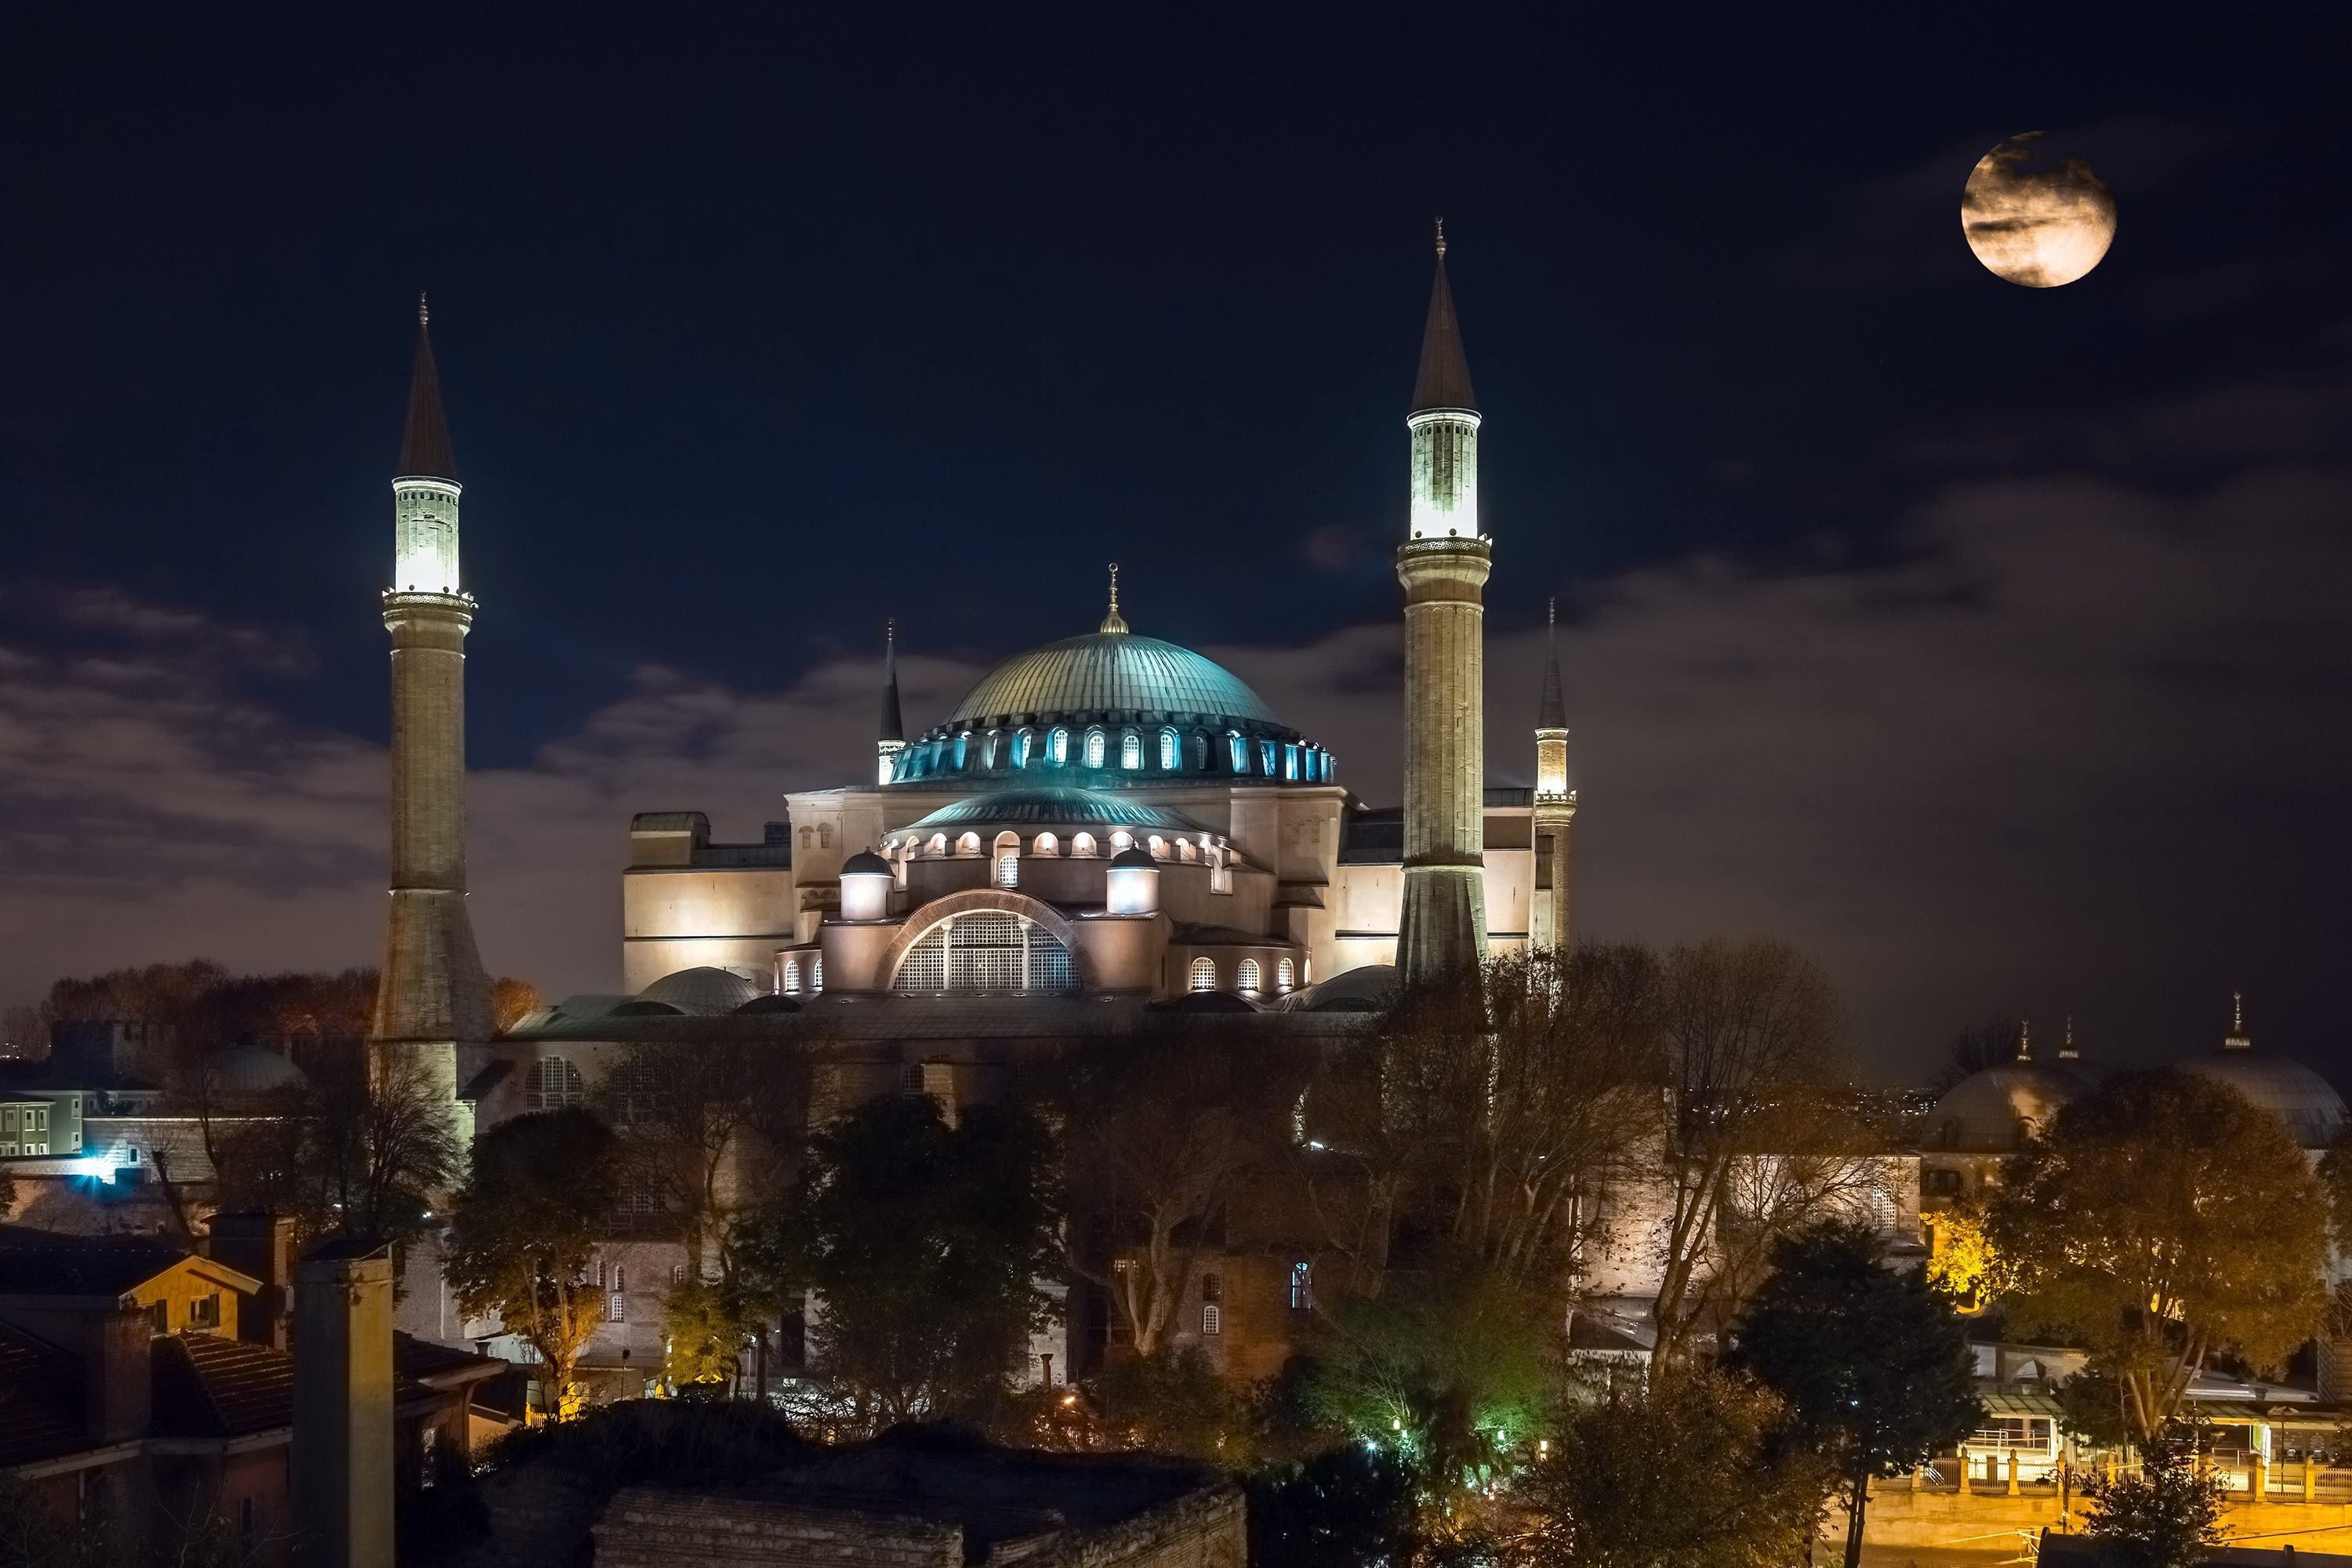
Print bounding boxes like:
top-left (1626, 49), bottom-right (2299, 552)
top-left (372, 295), bottom-right (492, 1104)
top-left (1394, 221), bottom-right (1491, 986)
top-left (1531, 599), bottom-right (1578, 952)
top-left (877, 619), bottom-right (906, 785)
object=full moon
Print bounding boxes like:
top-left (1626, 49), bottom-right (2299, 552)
top-left (1962, 132), bottom-right (2117, 288)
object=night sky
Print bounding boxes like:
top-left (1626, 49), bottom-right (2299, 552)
top-left (5, 8), bottom-right (2350, 1080)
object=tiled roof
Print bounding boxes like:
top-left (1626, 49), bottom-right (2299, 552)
top-left (1410, 252), bottom-right (1478, 415)
top-left (394, 1331), bottom-right (507, 1388)
top-left (154, 1334), bottom-right (295, 1438)
top-left (0, 1323), bottom-right (89, 1465)
top-left (0, 1224), bottom-right (190, 1299)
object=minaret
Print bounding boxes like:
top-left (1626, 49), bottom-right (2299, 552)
top-left (1394, 221), bottom-right (1491, 986)
top-left (372, 295), bottom-right (492, 1107)
top-left (877, 620), bottom-right (906, 785)
top-left (2225, 991), bottom-right (2251, 1051)
top-left (1531, 598), bottom-right (1578, 952)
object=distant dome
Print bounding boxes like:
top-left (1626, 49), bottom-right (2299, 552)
top-left (733, 994), bottom-right (802, 1015)
top-left (902, 789), bottom-right (1210, 835)
top-left (1929, 1058), bottom-right (2091, 1152)
top-left (639, 966), bottom-right (763, 1016)
top-left (2177, 1044), bottom-right (2345, 1150)
top-left (945, 633), bottom-right (1283, 730)
top-left (209, 1045), bottom-right (307, 1096)
top-left (1275, 964), bottom-right (1399, 1014)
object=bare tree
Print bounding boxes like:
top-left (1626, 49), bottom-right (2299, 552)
top-left (1643, 938), bottom-right (1860, 1367)
top-left (601, 1031), bottom-right (807, 1276)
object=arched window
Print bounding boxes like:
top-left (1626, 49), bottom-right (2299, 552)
top-left (1283, 744), bottom-right (1299, 780)
top-left (811, 955), bottom-right (823, 993)
top-left (779, 957), bottom-right (801, 996)
top-left (1071, 832), bottom-right (1098, 858)
top-left (1276, 957), bottom-right (1296, 991)
top-left (1191, 732), bottom-right (1208, 770)
top-left (1084, 728), bottom-right (1106, 768)
top-left (1109, 829), bottom-right (1134, 852)
top-left (956, 832), bottom-right (981, 856)
top-left (1189, 957), bottom-right (1217, 992)
top-left (1229, 733), bottom-right (1248, 773)
top-left (1121, 731), bottom-right (1142, 769)
top-left (1237, 958), bottom-right (1261, 993)
top-left (1259, 739), bottom-right (1277, 775)
top-left (820, 823), bottom-right (835, 848)
top-left (527, 1056), bottom-right (586, 1112)
top-left (1049, 728), bottom-right (1069, 766)
top-left (1159, 728), bottom-right (1179, 771)
top-left (953, 732), bottom-right (969, 769)
top-left (982, 733), bottom-right (999, 769)
top-left (1033, 832), bottom-right (1058, 857)
top-left (994, 831), bottom-right (1021, 887)
top-left (1178, 838), bottom-right (1200, 862)
top-left (927, 833), bottom-right (948, 856)
top-left (893, 910), bottom-right (1077, 993)
top-left (1011, 729), bottom-right (1033, 768)
top-left (1147, 835), bottom-right (1168, 860)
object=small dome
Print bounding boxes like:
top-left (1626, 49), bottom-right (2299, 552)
top-left (1928, 1060), bottom-right (2090, 1152)
top-left (1274, 964), bottom-right (1399, 1014)
top-left (209, 1045), bottom-right (307, 1096)
top-left (638, 966), bottom-right (763, 1016)
top-left (1107, 847), bottom-right (1159, 870)
top-left (1149, 990), bottom-right (1263, 1014)
top-left (733, 994), bottom-right (802, 1015)
top-left (609, 999), bottom-right (685, 1017)
top-left (841, 851), bottom-right (892, 877)
top-left (2177, 1045), bottom-right (2345, 1150)
top-left (945, 633), bottom-right (1283, 730)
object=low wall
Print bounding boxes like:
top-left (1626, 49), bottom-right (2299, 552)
top-left (1853, 1488), bottom-right (2352, 1555)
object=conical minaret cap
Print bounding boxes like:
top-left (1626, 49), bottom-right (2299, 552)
top-left (1537, 597), bottom-right (1566, 730)
top-left (397, 292), bottom-right (459, 481)
top-left (1410, 221), bottom-right (1478, 416)
top-left (878, 621), bottom-right (905, 745)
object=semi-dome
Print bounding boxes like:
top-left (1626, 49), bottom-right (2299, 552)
top-left (902, 789), bottom-right (1210, 834)
top-left (945, 633), bottom-right (1282, 730)
top-left (1928, 1058), bottom-right (2091, 1152)
top-left (638, 965), bottom-right (763, 1015)
top-left (2178, 1041), bottom-right (2345, 1150)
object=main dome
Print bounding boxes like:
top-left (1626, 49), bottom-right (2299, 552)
top-left (943, 633), bottom-right (1282, 729)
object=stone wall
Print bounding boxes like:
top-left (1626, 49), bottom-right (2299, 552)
top-left (1853, 1486), bottom-right (2352, 1556)
top-left (593, 1487), bottom-right (961, 1566)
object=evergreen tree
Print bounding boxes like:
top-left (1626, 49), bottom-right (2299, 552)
top-left (1731, 1219), bottom-right (1982, 1568)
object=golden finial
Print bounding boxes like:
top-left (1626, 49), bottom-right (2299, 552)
top-left (1434, 216), bottom-right (1447, 260)
top-left (1100, 563), bottom-right (1129, 635)
top-left (418, 290), bottom-right (430, 327)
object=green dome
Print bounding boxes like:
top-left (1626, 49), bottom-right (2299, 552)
top-left (943, 633), bottom-right (1283, 728)
top-left (902, 788), bottom-right (1209, 833)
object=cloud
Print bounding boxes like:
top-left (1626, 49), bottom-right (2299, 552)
top-left (2, 454), bottom-right (2349, 1079)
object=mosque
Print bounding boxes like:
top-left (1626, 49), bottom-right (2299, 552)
top-left (369, 234), bottom-right (1578, 1148)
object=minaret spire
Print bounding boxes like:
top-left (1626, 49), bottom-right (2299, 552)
top-left (2225, 991), bottom-right (2251, 1051)
top-left (1396, 225), bottom-right (1492, 985)
top-left (876, 619), bottom-right (906, 786)
top-left (1100, 562), bottom-right (1130, 635)
top-left (376, 296), bottom-right (491, 1116)
top-left (1532, 596), bottom-right (1577, 952)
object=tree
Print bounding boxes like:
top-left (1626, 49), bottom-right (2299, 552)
top-left (1247, 1446), bottom-right (1421, 1568)
top-left (660, 1271), bottom-right (762, 1392)
top-left (445, 1108), bottom-right (622, 1416)
top-left (1730, 1220), bottom-right (1982, 1568)
top-left (1644, 938), bottom-right (1877, 1366)
top-left (602, 1035), bottom-right (805, 1276)
top-left (1935, 1015), bottom-right (2025, 1093)
top-left (1305, 1263), bottom-right (1554, 1533)
top-left (1055, 1028), bottom-right (1298, 1356)
top-left (2078, 1421), bottom-right (2227, 1568)
top-left (1987, 1069), bottom-right (2327, 1439)
top-left (735, 1094), bottom-right (1062, 1429)
top-left (1092, 1347), bottom-right (1258, 1462)
top-left (1518, 1369), bottom-right (1835, 1568)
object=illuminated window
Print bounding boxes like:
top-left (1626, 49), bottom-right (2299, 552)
top-left (928, 833), bottom-right (948, 855)
top-left (953, 732), bottom-right (969, 769)
top-left (1033, 832), bottom-right (1058, 856)
top-left (983, 733), bottom-right (999, 768)
top-left (1189, 957), bottom-right (1217, 992)
top-left (811, 956), bottom-right (822, 993)
top-left (1110, 829), bottom-right (1133, 851)
top-left (1237, 959), bottom-right (1261, 993)
top-left (1259, 740), bottom-right (1277, 775)
top-left (189, 1292), bottom-right (220, 1330)
top-left (1202, 1304), bottom-right (1221, 1336)
top-left (1283, 744), bottom-right (1298, 780)
top-left (956, 832), bottom-right (981, 855)
top-left (1121, 731), bottom-right (1142, 769)
top-left (1147, 835), bottom-right (1168, 860)
top-left (1229, 733), bottom-right (1247, 773)
top-left (997, 853), bottom-right (1020, 887)
top-left (1159, 729), bottom-right (1178, 771)
top-left (1012, 730), bottom-right (1033, 768)
top-left (1276, 957), bottom-right (1295, 992)
top-left (780, 958), bottom-right (801, 996)
top-left (527, 1056), bottom-right (586, 1111)
top-left (1085, 728), bottom-right (1105, 768)
top-left (1191, 733), bottom-right (1208, 770)
top-left (892, 911), bottom-right (1077, 993)
top-left (1048, 728), bottom-right (1069, 765)
top-left (1290, 1261), bottom-right (1313, 1310)
top-left (1071, 832), bottom-right (1097, 857)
